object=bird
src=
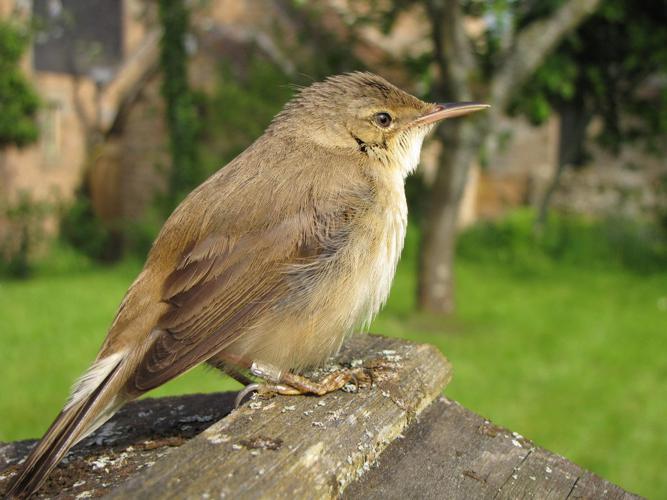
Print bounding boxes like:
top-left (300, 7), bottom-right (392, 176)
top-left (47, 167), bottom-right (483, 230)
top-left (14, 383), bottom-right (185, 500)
top-left (5, 72), bottom-right (488, 498)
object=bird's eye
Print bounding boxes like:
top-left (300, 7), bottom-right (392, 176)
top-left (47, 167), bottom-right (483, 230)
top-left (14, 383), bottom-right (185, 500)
top-left (374, 112), bottom-right (393, 128)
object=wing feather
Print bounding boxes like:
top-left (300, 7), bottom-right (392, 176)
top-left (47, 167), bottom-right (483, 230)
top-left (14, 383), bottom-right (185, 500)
top-left (127, 189), bottom-right (371, 393)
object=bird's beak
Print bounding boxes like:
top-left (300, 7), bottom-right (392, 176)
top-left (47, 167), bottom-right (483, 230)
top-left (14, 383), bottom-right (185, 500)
top-left (412, 102), bottom-right (490, 126)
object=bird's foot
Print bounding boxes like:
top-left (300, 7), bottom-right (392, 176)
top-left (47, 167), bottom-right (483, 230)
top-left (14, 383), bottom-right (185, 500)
top-left (234, 356), bottom-right (402, 408)
top-left (234, 382), bottom-right (300, 407)
top-left (234, 365), bottom-right (374, 408)
top-left (279, 368), bottom-right (372, 395)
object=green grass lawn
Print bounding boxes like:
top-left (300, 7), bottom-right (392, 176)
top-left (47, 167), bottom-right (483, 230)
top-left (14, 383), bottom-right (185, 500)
top-left (1, 221), bottom-right (666, 498)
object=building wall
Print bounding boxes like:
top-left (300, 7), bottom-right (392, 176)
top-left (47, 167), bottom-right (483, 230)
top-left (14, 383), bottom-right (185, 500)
top-left (1, 72), bottom-right (96, 206)
top-left (89, 71), bottom-right (168, 224)
top-left (0, 0), bottom-right (155, 214)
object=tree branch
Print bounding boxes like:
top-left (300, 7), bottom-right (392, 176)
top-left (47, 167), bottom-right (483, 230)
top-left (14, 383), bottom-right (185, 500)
top-left (426, 0), bottom-right (476, 101)
top-left (491, 0), bottom-right (601, 110)
top-left (203, 24), bottom-right (297, 77)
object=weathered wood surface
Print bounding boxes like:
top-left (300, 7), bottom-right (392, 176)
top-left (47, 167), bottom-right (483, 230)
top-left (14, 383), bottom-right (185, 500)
top-left (0, 334), bottom-right (640, 499)
top-left (108, 335), bottom-right (450, 499)
top-left (0, 334), bottom-right (451, 498)
top-left (344, 396), bottom-right (642, 500)
top-left (0, 393), bottom-right (238, 498)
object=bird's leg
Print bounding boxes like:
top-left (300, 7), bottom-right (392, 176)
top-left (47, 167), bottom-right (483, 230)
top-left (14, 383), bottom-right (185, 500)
top-left (231, 360), bottom-right (298, 407)
top-left (229, 359), bottom-right (376, 407)
top-left (244, 361), bottom-right (374, 400)
top-left (207, 353), bottom-right (271, 406)
top-left (282, 357), bottom-right (400, 395)
top-left (223, 366), bottom-right (256, 387)
top-left (212, 352), bottom-right (383, 408)
top-left (278, 369), bottom-right (371, 396)
top-left (207, 357), bottom-right (255, 386)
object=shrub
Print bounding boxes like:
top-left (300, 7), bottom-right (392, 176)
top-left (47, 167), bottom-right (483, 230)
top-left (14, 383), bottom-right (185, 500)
top-left (59, 185), bottom-right (122, 263)
top-left (0, 193), bottom-right (49, 279)
top-left (0, 20), bottom-right (39, 148)
top-left (457, 209), bottom-right (667, 274)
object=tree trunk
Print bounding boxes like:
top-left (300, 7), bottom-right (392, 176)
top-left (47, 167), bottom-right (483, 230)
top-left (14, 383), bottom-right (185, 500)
top-left (416, 0), bottom-right (600, 315)
top-left (418, 119), bottom-right (486, 313)
top-left (535, 100), bottom-right (590, 230)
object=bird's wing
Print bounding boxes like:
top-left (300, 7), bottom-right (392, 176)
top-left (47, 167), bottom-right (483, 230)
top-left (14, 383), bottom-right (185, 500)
top-left (127, 191), bottom-right (369, 393)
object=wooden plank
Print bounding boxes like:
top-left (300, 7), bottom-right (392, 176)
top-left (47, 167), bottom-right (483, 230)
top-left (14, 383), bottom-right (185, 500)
top-left (497, 446), bottom-right (582, 499)
top-left (343, 397), bottom-right (643, 500)
top-left (343, 397), bottom-right (530, 499)
top-left (0, 393), bottom-right (238, 499)
top-left (107, 334), bottom-right (452, 499)
top-left (569, 471), bottom-right (640, 500)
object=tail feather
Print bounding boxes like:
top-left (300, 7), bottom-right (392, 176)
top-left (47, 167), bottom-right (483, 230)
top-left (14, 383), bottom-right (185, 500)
top-left (5, 357), bottom-right (125, 499)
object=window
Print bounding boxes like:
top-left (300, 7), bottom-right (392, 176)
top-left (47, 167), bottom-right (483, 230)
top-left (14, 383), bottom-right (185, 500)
top-left (40, 100), bottom-right (62, 164)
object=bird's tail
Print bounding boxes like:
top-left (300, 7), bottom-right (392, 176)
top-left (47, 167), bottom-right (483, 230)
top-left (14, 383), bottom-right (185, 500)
top-left (5, 352), bottom-right (127, 499)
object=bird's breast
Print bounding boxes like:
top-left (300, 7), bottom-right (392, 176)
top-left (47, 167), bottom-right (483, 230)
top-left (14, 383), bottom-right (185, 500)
top-left (353, 170), bottom-right (408, 324)
top-left (284, 182), bottom-right (407, 370)
top-left (227, 169), bottom-right (408, 373)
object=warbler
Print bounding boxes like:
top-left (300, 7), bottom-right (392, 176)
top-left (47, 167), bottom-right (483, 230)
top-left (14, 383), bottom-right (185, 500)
top-left (6, 72), bottom-right (487, 498)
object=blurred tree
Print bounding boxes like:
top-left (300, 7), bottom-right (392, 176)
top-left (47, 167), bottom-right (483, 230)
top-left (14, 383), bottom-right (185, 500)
top-left (60, 181), bottom-right (121, 263)
top-left (0, 20), bottom-right (39, 148)
top-left (0, 193), bottom-right (48, 279)
top-left (349, 0), bottom-right (601, 313)
top-left (0, 21), bottom-right (40, 278)
top-left (422, 0), bottom-right (605, 313)
top-left (158, 0), bottom-right (204, 214)
top-left (199, 56), bottom-right (294, 171)
top-left (511, 0), bottom-right (667, 228)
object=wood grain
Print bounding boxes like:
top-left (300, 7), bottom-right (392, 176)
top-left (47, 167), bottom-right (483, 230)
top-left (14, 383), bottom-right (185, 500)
top-left (344, 396), bottom-right (642, 500)
top-left (107, 334), bottom-right (451, 499)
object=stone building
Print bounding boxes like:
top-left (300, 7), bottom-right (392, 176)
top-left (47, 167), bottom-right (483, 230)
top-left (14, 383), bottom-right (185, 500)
top-left (0, 0), bottom-right (158, 212)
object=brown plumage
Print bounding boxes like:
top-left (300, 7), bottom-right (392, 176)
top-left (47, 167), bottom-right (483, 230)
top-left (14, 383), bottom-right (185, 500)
top-left (6, 72), bottom-right (487, 498)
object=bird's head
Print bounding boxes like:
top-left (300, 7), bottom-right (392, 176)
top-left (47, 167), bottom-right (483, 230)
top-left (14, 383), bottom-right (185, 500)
top-left (270, 72), bottom-right (489, 176)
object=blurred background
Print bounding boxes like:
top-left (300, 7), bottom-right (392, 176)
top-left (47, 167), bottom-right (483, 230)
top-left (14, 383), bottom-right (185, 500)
top-left (0, 0), bottom-right (665, 496)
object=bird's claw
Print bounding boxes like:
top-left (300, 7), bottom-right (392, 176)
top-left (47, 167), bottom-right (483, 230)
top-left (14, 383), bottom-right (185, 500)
top-left (235, 382), bottom-right (304, 408)
top-left (235, 383), bottom-right (262, 408)
top-left (234, 359), bottom-right (398, 408)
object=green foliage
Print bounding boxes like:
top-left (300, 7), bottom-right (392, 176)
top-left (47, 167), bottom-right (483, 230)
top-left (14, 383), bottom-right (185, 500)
top-left (60, 187), bottom-right (166, 263)
top-left (513, 0), bottom-right (667, 150)
top-left (199, 57), bottom-right (293, 170)
top-left (286, 1), bottom-right (365, 77)
top-left (120, 204), bottom-right (166, 260)
top-left (0, 20), bottom-right (39, 148)
top-left (510, 52), bottom-right (577, 124)
top-left (657, 173), bottom-right (667, 232)
top-left (158, 0), bottom-right (204, 213)
top-left (0, 194), bottom-right (49, 279)
top-left (60, 185), bottom-right (121, 263)
top-left (457, 209), bottom-right (667, 274)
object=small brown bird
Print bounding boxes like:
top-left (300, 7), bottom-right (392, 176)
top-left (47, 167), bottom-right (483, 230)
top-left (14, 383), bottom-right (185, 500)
top-left (6, 72), bottom-right (488, 497)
